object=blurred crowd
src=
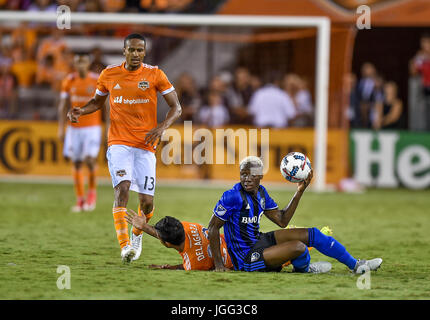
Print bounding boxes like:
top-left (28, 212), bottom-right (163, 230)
top-left (176, 68), bottom-right (314, 128)
top-left (0, 27), bottom-right (99, 119)
top-left (0, 0), bottom-right (205, 13)
top-left (0, 23), bottom-right (315, 126)
top-left (345, 62), bottom-right (404, 131)
top-left (409, 33), bottom-right (430, 131)
top-left (345, 33), bottom-right (430, 132)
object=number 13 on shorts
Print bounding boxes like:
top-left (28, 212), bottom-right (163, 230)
top-left (107, 144), bottom-right (157, 196)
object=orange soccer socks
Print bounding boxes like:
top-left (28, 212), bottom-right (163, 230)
top-left (73, 168), bottom-right (85, 208)
top-left (113, 207), bottom-right (129, 249)
top-left (86, 168), bottom-right (97, 209)
top-left (132, 205), bottom-right (154, 236)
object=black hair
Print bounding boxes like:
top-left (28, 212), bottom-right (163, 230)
top-left (124, 33), bottom-right (146, 48)
top-left (154, 216), bottom-right (185, 246)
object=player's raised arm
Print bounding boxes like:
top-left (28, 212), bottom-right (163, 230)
top-left (144, 90), bottom-right (182, 146)
top-left (208, 215), bottom-right (229, 272)
top-left (67, 93), bottom-right (107, 123)
top-left (264, 169), bottom-right (313, 228)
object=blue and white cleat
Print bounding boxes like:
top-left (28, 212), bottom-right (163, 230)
top-left (353, 258), bottom-right (383, 274)
top-left (308, 261), bottom-right (332, 274)
top-left (293, 261), bottom-right (332, 274)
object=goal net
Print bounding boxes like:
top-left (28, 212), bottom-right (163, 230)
top-left (0, 11), bottom-right (331, 191)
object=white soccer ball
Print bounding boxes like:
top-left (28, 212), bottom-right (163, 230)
top-left (280, 152), bottom-right (312, 183)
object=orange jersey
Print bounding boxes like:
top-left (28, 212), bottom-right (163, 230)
top-left (180, 222), bottom-right (233, 271)
top-left (96, 62), bottom-right (174, 152)
top-left (61, 72), bottom-right (102, 128)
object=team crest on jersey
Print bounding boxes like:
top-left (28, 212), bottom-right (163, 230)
top-left (216, 204), bottom-right (227, 216)
top-left (138, 81), bottom-right (150, 91)
top-left (116, 169), bottom-right (127, 177)
top-left (250, 252), bottom-right (260, 262)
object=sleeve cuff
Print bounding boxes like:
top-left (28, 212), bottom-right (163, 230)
top-left (95, 89), bottom-right (109, 96)
top-left (212, 212), bottom-right (227, 221)
top-left (161, 86), bottom-right (175, 95)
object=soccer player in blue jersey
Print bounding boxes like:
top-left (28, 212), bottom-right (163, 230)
top-left (208, 156), bottom-right (383, 273)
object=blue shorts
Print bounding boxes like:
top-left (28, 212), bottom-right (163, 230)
top-left (242, 231), bottom-right (283, 272)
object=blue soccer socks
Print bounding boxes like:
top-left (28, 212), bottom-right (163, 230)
top-left (291, 246), bottom-right (311, 272)
top-left (307, 227), bottom-right (357, 270)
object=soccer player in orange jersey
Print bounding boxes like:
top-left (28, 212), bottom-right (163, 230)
top-left (68, 34), bottom-right (182, 263)
top-left (125, 209), bottom-right (233, 271)
top-left (58, 53), bottom-right (106, 212)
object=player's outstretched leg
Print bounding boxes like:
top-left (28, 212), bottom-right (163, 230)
top-left (113, 180), bottom-right (136, 263)
top-left (307, 227), bottom-right (382, 273)
top-left (130, 194), bottom-right (154, 261)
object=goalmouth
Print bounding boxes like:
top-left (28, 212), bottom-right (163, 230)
top-left (0, 11), bottom-right (331, 192)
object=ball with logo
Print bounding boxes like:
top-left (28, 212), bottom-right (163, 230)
top-left (280, 152), bottom-right (312, 183)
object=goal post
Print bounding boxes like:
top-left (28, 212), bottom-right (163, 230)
top-left (0, 11), bottom-right (331, 191)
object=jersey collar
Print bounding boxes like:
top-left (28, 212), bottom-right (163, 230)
top-left (121, 61), bottom-right (143, 73)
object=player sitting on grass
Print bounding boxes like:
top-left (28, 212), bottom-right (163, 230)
top-left (208, 156), bottom-right (383, 274)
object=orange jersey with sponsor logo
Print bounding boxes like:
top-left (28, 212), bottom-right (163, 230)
top-left (179, 221), bottom-right (233, 271)
top-left (61, 72), bottom-right (102, 128)
top-left (96, 62), bottom-right (174, 152)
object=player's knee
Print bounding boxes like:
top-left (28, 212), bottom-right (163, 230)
top-left (139, 197), bottom-right (153, 212)
top-left (84, 156), bottom-right (97, 170)
top-left (115, 181), bottom-right (130, 197)
top-left (73, 161), bottom-right (83, 169)
top-left (292, 240), bottom-right (307, 256)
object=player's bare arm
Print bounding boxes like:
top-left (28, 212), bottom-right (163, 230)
top-left (149, 264), bottom-right (185, 270)
top-left (67, 93), bottom-right (107, 123)
top-left (264, 169), bottom-right (313, 228)
top-left (125, 209), bottom-right (158, 239)
top-left (208, 215), bottom-right (229, 272)
top-left (57, 96), bottom-right (70, 141)
top-left (144, 90), bottom-right (182, 146)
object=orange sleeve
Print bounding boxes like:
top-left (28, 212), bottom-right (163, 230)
top-left (156, 68), bottom-right (174, 95)
top-left (96, 69), bottom-right (109, 96)
top-left (60, 76), bottom-right (71, 99)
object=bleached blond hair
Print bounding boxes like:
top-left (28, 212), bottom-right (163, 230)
top-left (239, 156), bottom-right (264, 175)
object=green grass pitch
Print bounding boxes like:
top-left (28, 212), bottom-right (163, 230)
top-left (0, 181), bottom-right (429, 300)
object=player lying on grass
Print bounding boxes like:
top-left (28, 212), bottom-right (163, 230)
top-left (208, 156), bottom-right (383, 274)
top-left (125, 210), bottom-right (233, 270)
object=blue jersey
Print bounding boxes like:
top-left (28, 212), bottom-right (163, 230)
top-left (213, 183), bottom-right (278, 271)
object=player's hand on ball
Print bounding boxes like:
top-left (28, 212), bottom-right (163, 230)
top-left (297, 169), bottom-right (313, 192)
top-left (125, 208), bottom-right (146, 230)
top-left (67, 107), bottom-right (82, 123)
